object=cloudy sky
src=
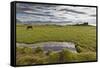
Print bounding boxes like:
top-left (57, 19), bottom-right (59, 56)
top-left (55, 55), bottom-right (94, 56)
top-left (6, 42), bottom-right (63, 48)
top-left (16, 3), bottom-right (96, 25)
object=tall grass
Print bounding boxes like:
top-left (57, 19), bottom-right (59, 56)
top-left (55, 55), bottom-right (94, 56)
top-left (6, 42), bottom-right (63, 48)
top-left (16, 47), bottom-right (96, 65)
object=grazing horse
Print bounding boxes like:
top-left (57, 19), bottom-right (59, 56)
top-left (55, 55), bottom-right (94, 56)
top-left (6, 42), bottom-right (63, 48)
top-left (27, 26), bottom-right (32, 30)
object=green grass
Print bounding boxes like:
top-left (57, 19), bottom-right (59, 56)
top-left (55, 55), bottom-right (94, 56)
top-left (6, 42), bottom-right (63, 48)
top-left (16, 24), bottom-right (96, 52)
top-left (16, 24), bottom-right (96, 65)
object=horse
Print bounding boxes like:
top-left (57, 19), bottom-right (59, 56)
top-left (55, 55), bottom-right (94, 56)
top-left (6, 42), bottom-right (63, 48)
top-left (26, 26), bottom-right (32, 30)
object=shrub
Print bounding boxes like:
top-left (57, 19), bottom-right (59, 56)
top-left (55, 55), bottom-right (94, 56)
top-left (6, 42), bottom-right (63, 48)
top-left (83, 22), bottom-right (88, 25)
top-left (16, 55), bottom-right (35, 65)
top-left (34, 47), bottom-right (43, 53)
top-left (23, 47), bottom-right (33, 54)
top-left (16, 54), bottom-right (48, 65)
top-left (75, 46), bottom-right (85, 53)
top-left (59, 48), bottom-right (77, 62)
top-left (45, 49), bottom-right (53, 56)
top-left (16, 47), bottom-right (24, 54)
top-left (16, 47), bottom-right (33, 54)
top-left (48, 51), bottom-right (59, 63)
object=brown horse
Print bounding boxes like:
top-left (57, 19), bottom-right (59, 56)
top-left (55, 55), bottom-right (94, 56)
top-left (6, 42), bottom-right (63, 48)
top-left (26, 26), bottom-right (32, 30)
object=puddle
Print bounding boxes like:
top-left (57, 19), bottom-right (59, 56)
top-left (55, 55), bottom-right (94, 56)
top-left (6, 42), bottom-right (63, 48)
top-left (17, 42), bottom-right (77, 53)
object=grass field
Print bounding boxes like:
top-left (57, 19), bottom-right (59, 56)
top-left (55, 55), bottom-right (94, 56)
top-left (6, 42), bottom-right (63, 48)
top-left (16, 24), bottom-right (96, 65)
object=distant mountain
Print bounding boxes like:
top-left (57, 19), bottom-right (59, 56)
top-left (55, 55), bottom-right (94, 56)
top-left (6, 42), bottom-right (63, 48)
top-left (17, 20), bottom-right (73, 24)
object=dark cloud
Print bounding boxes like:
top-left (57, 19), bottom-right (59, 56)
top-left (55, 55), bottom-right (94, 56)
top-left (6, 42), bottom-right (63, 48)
top-left (59, 9), bottom-right (86, 14)
top-left (19, 11), bottom-right (54, 17)
top-left (16, 3), bottom-right (96, 25)
top-left (17, 8), bottom-right (34, 11)
top-left (90, 14), bottom-right (96, 17)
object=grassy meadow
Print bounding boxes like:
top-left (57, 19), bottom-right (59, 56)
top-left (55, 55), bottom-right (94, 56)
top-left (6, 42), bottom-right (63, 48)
top-left (16, 24), bottom-right (96, 65)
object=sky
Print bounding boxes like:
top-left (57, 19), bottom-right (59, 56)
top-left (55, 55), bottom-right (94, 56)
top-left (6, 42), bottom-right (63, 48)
top-left (16, 3), bottom-right (96, 25)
